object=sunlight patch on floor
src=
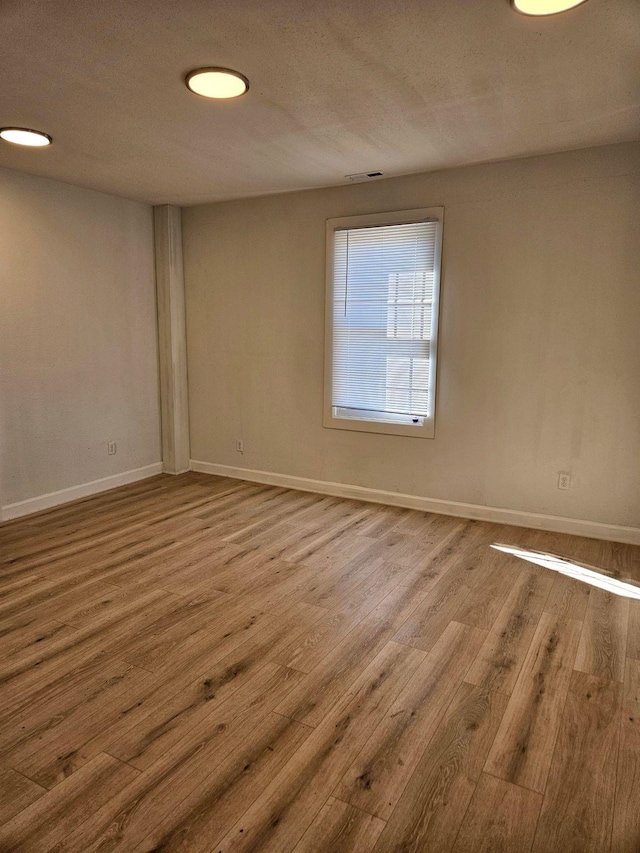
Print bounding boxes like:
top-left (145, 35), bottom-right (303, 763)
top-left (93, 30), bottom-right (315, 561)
top-left (492, 543), bottom-right (640, 599)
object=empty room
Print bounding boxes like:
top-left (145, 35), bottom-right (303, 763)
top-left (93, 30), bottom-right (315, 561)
top-left (0, 0), bottom-right (639, 850)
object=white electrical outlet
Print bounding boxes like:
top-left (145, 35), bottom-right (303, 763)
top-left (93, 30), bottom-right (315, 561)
top-left (236, 439), bottom-right (244, 453)
top-left (107, 440), bottom-right (117, 456)
top-left (558, 472), bottom-right (571, 490)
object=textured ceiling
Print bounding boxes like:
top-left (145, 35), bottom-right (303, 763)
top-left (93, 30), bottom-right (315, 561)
top-left (1, 0), bottom-right (638, 205)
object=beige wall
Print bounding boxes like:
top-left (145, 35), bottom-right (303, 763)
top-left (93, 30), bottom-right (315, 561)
top-left (0, 166), bottom-right (161, 507)
top-left (183, 142), bottom-right (640, 529)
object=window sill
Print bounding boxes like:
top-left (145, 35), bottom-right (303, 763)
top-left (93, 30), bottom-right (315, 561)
top-left (323, 413), bottom-right (435, 439)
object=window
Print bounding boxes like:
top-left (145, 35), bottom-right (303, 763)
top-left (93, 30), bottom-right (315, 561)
top-left (324, 207), bottom-right (443, 438)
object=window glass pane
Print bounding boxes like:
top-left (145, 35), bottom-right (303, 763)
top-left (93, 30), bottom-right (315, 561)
top-left (332, 220), bottom-right (438, 422)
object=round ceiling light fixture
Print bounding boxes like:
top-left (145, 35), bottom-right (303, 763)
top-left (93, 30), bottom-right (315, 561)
top-left (511, 0), bottom-right (588, 14)
top-left (0, 127), bottom-right (52, 147)
top-left (186, 67), bottom-right (249, 99)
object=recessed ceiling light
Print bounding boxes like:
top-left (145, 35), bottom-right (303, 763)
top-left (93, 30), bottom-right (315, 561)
top-left (186, 68), bottom-right (249, 99)
top-left (0, 127), bottom-right (52, 147)
top-left (511, 0), bottom-right (588, 15)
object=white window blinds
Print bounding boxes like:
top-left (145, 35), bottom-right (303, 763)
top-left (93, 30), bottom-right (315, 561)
top-left (328, 215), bottom-right (441, 435)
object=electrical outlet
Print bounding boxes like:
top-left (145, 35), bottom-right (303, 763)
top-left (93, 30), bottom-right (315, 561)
top-left (558, 472), bottom-right (571, 490)
top-left (107, 440), bottom-right (117, 456)
top-left (236, 439), bottom-right (244, 453)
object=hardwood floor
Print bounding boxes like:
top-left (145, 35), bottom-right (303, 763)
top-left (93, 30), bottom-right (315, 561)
top-left (0, 472), bottom-right (638, 852)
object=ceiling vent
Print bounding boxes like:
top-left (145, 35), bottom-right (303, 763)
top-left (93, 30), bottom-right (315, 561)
top-left (345, 171), bottom-right (384, 182)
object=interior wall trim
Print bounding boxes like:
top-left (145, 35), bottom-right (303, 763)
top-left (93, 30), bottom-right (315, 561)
top-left (154, 204), bottom-right (190, 474)
top-left (191, 460), bottom-right (640, 546)
top-left (1, 462), bottom-right (163, 521)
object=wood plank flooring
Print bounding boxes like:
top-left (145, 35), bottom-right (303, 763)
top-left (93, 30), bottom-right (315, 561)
top-left (0, 472), bottom-right (638, 852)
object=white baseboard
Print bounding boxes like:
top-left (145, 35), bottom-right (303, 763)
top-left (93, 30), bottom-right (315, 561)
top-left (1, 462), bottom-right (164, 521)
top-left (191, 460), bottom-right (640, 545)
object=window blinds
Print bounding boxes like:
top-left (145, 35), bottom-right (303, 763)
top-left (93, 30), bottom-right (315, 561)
top-left (331, 220), bottom-right (438, 425)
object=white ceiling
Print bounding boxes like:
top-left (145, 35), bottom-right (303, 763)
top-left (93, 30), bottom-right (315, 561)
top-left (1, 0), bottom-right (638, 206)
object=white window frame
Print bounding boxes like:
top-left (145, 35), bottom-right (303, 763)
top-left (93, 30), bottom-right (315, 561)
top-left (324, 207), bottom-right (443, 439)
